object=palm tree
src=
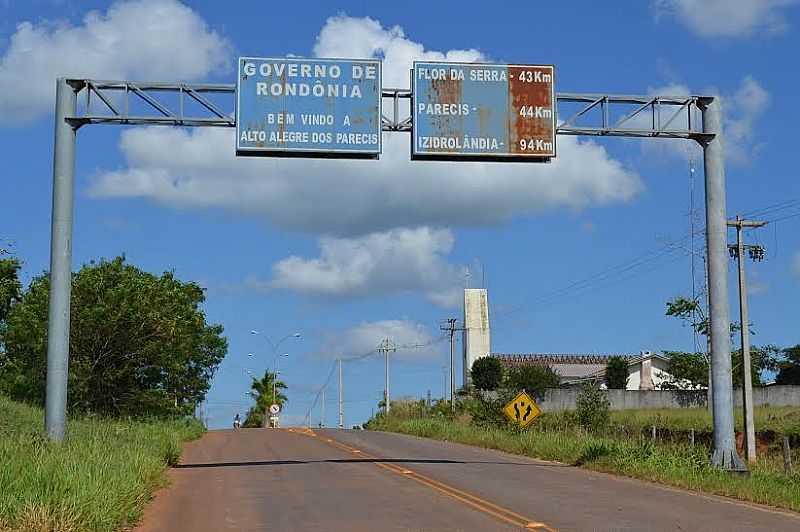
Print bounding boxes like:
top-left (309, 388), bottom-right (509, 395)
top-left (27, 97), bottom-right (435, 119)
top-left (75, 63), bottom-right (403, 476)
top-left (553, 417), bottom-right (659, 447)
top-left (243, 370), bottom-right (287, 427)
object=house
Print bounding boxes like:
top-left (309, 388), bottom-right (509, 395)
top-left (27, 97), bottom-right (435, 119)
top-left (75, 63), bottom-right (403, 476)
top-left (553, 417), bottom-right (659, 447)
top-left (494, 351), bottom-right (679, 391)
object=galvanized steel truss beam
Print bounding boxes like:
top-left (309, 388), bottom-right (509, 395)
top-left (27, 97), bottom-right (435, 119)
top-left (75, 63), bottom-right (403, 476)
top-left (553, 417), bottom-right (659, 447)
top-left (66, 79), bottom-right (710, 141)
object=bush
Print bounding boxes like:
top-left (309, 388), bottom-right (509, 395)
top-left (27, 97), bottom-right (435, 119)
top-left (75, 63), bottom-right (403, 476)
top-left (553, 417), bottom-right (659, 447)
top-left (605, 356), bottom-right (629, 389)
top-left (462, 395), bottom-right (508, 428)
top-left (506, 364), bottom-right (560, 400)
top-left (471, 357), bottom-right (504, 391)
top-left (576, 383), bottom-right (610, 433)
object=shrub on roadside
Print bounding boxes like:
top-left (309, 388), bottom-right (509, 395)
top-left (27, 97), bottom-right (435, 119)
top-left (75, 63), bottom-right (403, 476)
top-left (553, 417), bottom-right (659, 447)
top-left (576, 383), bottom-right (610, 433)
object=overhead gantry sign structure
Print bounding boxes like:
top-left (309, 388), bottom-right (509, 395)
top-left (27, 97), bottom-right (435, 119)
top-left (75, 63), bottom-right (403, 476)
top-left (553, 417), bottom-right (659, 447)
top-left (46, 57), bottom-right (743, 471)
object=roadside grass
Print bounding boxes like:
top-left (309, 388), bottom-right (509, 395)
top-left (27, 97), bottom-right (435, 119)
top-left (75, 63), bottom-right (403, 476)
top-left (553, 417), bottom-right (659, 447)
top-left (369, 414), bottom-right (800, 512)
top-left (0, 395), bottom-right (203, 532)
top-left (535, 406), bottom-right (800, 435)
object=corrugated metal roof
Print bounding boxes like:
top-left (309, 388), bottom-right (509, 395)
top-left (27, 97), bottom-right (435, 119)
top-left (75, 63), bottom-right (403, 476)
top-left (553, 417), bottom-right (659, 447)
top-left (492, 352), bottom-right (670, 381)
top-left (494, 353), bottom-right (638, 366)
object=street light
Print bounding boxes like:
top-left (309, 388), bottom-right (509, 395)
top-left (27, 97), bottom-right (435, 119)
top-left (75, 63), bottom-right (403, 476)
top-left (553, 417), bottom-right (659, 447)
top-left (274, 353), bottom-right (289, 405)
top-left (249, 330), bottom-right (301, 427)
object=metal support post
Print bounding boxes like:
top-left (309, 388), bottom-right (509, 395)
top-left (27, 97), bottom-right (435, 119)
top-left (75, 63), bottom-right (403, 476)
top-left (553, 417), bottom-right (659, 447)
top-left (377, 338), bottom-right (396, 415)
top-left (729, 216), bottom-right (766, 464)
top-left (737, 218), bottom-right (754, 463)
top-left (449, 322), bottom-right (456, 413)
top-left (338, 358), bottom-right (344, 429)
top-left (700, 97), bottom-right (747, 471)
top-left (45, 79), bottom-right (78, 442)
top-left (384, 342), bottom-right (390, 414)
top-left (321, 388), bottom-right (325, 427)
top-left (440, 319), bottom-right (461, 413)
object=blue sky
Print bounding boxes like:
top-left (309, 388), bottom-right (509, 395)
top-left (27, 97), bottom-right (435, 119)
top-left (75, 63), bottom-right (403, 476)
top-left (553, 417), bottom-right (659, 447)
top-left (1, 0), bottom-right (799, 428)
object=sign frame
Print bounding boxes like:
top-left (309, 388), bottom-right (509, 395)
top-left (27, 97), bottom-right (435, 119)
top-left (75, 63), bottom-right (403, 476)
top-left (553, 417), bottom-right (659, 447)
top-left (235, 56), bottom-right (383, 159)
top-left (411, 61), bottom-right (556, 162)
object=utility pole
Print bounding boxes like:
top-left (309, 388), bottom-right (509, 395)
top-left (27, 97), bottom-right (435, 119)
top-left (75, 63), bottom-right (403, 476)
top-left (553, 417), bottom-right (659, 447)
top-left (338, 358), bottom-right (344, 429)
top-left (378, 338), bottom-right (396, 414)
top-left (728, 215), bottom-right (766, 465)
top-left (440, 319), bottom-right (465, 413)
top-left (321, 388), bottom-right (325, 428)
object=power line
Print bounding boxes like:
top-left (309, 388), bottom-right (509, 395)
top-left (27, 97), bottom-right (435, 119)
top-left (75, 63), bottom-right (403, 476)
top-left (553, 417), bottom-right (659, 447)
top-left (741, 198), bottom-right (800, 219)
top-left (491, 196), bottom-right (799, 331)
top-left (303, 360), bottom-right (337, 427)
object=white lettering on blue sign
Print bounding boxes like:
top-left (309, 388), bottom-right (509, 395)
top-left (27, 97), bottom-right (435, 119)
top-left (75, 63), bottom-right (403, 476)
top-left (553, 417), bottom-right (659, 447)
top-left (236, 57), bottom-right (381, 157)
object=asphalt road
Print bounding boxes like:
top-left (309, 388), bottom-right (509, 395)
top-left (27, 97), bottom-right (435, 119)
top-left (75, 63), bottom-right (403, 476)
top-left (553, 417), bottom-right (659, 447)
top-left (136, 428), bottom-right (800, 531)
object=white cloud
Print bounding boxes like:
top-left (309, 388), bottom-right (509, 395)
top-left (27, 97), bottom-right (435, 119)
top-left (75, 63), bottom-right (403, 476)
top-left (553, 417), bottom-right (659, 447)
top-left (725, 76), bottom-right (770, 165)
top-left (248, 227), bottom-right (463, 307)
top-left (90, 126), bottom-right (642, 235)
top-left (654, 0), bottom-right (800, 38)
top-left (313, 15), bottom-right (483, 89)
top-left (639, 77), bottom-right (769, 165)
top-left (748, 274), bottom-right (769, 295)
top-left (89, 15), bottom-right (642, 237)
top-left (321, 319), bottom-right (443, 359)
top-left (0, 0), bottom-right (229, 123)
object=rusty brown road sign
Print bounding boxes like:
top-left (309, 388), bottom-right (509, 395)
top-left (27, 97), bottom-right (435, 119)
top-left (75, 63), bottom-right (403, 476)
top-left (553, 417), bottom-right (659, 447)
top-left (412, 62), bottom-right (555, 161)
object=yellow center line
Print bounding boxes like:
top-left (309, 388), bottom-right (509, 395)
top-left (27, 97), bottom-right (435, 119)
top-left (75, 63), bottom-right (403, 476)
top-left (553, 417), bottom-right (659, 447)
top-left (294, 428), bottom-right (557, 532)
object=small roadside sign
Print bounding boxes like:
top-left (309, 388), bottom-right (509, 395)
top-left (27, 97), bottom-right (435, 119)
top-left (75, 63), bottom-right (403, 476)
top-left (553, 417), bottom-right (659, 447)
top-left (503, 391), bottom-right (541, 428)
top-left (269, 403), bottom-right (281, 415)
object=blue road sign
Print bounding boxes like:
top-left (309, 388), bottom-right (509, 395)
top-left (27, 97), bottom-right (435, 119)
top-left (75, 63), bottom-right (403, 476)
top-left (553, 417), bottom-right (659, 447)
top-left (236, 57), bottom-right (382, 158)
top-left (412, 62), bottom-right (556, 161)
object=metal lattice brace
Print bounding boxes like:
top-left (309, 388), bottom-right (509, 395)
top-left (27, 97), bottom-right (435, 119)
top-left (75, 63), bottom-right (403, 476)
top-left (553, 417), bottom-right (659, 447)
top-left (66, 79), bottom-right (710, 141)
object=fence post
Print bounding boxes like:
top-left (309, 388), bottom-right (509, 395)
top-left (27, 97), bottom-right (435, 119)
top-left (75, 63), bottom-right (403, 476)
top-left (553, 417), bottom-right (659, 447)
top-left (651, 425), bottom-right (657, 443)
top-left (690, 428), bottom-right (695, 447)
top-left (783, 436), bottom-right (793, 475)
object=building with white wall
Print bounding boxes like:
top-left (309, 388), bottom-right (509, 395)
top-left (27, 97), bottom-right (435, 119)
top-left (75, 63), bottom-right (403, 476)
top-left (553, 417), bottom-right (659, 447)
top-left (495, 351), bottom-right (683, 390)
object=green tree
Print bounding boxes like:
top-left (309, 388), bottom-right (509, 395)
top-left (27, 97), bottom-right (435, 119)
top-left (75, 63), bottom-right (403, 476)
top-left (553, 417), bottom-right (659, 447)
top-left (732, 345), bottom-right (778, 387)
top-left (659, 351), bottom-right (708, 389)
top-left (471, 356), bottom-right (504, 391)
top-left (660, 347), bottom-right (778, 389)
top-left (776, 345), bottom-right (800, 385)
top-left (0, 256), bottom-right (22, 324)
top-left (664, 296), bottom-right (776, 388)
top-left (505, 364), bottom-right (560, 400)
top-left (0, 256), bottom-right (227, 417)
top-left (604, 356), bottom-right (629, 389)
top-left (666, 296), bottom-right (743, 344)
top-left (243, 370), bottom-right (287, 428)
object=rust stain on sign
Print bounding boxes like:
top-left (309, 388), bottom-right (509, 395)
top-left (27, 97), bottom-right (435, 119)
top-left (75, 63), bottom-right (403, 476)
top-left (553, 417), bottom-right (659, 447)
top-left (413, 62), bottom-right (555, 160)
top-left (430, 77), bottom-right (464, 152)
top-left (508, 66), bottom-right (553, 156)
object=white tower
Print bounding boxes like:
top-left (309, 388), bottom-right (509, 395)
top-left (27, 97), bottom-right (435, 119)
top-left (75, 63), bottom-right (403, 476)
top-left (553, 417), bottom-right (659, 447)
top-left (463, 288), bottom-right (491, 386)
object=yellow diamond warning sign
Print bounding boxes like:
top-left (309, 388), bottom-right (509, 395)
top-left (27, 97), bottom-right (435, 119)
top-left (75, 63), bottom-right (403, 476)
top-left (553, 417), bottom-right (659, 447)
top-left (503, 391), bottom-right (541, 428)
